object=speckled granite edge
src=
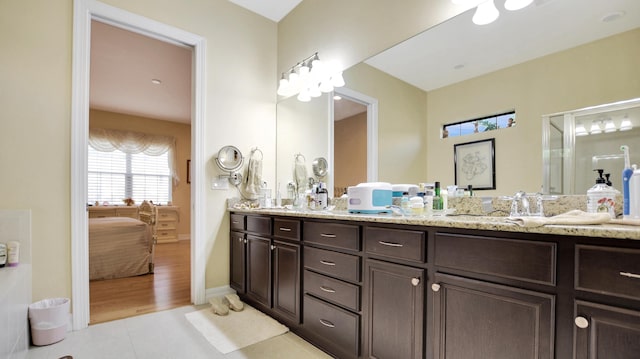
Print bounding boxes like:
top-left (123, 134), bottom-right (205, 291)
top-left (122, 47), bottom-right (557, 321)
top-left (227, 196), bottom-right (640, 240)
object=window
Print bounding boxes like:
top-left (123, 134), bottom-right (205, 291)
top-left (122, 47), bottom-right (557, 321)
top-left (88, 146), bottom-right (171, 205)
top-left (443, 111), bottom-right (516, 138)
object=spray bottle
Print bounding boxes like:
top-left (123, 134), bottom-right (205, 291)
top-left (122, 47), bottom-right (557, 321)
top-left (621, 145), bottom-right (633, 219)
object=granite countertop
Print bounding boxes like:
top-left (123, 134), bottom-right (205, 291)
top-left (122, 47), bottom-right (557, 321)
top-left (229, 205), bottom-right (640, 241)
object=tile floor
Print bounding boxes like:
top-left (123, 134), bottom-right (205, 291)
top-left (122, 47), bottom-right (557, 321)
top-left (27, 305), bottom-right (332, 359)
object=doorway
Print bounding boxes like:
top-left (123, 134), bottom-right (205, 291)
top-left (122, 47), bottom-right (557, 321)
top-left (71, 0), bottom-right (206, 330)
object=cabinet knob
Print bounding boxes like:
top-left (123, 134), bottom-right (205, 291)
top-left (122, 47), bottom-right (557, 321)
top-left (243, 239), bottom-right (247, 244)
top-left (411, 277), bottom-right (420, 286)
top-left (575, 316), bottom-right (589, 329)
top-left (271, 245), bottom-right (276, 250)
top-left (431, 283), bottom-right (441, 292)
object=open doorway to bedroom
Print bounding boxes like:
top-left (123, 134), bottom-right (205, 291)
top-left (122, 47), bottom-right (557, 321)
top-left (87, 20), bottom-right (192, 324)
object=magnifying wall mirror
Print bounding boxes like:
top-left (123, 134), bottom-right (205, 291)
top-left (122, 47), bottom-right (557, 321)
top-left (312, 157), bottom-right (328, 179)
top-left (215, 145), bottom-right (243, 185)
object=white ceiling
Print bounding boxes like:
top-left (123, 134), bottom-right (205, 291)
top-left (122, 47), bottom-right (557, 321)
top-left (90, 0), bottom-right (640, 125)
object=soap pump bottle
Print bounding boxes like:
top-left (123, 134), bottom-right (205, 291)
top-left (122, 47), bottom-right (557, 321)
top-left (587, 169), bottom-right (617, 218)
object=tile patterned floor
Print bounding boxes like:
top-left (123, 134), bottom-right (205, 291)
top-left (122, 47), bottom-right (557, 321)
top-left (27, 305), bottom-right (332, 359)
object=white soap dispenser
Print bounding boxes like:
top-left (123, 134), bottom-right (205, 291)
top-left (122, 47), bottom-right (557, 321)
top-left (587, 169), bottom-right (616, 218)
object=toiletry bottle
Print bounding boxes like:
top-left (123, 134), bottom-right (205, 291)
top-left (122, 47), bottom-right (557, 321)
top-left (0, 243), bottom-right (6, 268)
top-left (410, 196), bottom-right (424, 216)
top-left (276, 182), bottom-right (282, 207)
top-left (629, 164), bottom-right (640, 219)
top-left (7, 241), bottom-right (19, 267)
top-left (467, 184), bottom-right (473, 197)
top-left (401, 192), bottom-right (410, 214)
top-left (621, 145), bottom-right (632, 219)
top-left (433, 182), bottom-right (443, 211)
top-left (587, 169), bottom-right (616, 218)
top-left (441, 188), bottom-right (448, 212)
top-left (317, 182), bottom-right (328, 210)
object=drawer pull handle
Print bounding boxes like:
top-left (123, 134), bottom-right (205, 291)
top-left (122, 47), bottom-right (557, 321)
top-left (279, 227), bottom-right (292, 232)
top-left (320, 260), bottom-right (336, 266)
top-left (379, 241), bottom-right (403, 248)
top-left (575, 316), bottom-right (589, 329)
top-left (320, 285), bottom-right (336, 293)
top-left (232, 221), bottom-right (239, 224)
top-left (620, 271), bottom-right (640, 279)
top-left (319, 319), bottom-right (335, 328)
top-left (431, 283), bottom-right (441, 292)
top-left (411, 277), bottom-right (420, 286)
top-left (320, 233), bottom-right (337, 238)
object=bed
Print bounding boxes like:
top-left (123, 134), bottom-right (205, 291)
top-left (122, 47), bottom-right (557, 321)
top-left (89, 216), bottom-right (155, 280)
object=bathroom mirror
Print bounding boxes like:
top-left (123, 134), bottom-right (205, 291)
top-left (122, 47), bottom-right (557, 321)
top-left (276, 0), bottom-right (640, 196)
top-left (215, 145), bottom-right (243, 172)
top-left (312, 157), bottom-right (328, 178)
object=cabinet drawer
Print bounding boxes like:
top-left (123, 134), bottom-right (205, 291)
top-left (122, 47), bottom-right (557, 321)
top-left (230, 214), bottom-right (245, 231)
top-left (155, 221), bottom-right (177, 230)
top-left (304, 246), bottom-right (361, 283)
top-left (304, 270), bottom-right (360, 311)
top-left (304, 221), bottom-right (360, 251)
top-left (576, 245), bottom-right (640, 300)
top-left (156, 229), bottom-right (177, 241)
top-left (246, 215), bottom-right (271, 235)
top-left (156, 210), bottom-right (178, 222)
top-left (273, 218), bottom-right (301, 240)
top-left (435, 233), bottom-right (556, 286)
top-left (365, 227), bottom-right (426, 263)
top-left (304, 294), bottom-right (360, 358)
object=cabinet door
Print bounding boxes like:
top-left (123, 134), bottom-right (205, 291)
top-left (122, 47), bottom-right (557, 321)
top-left (246, 235), bottom-right (272, 307)
top-left (365, 259), bottom-right (424, 359)
top-left (229, 231), bottom-right (246, 293)
top-left (575, 300), bottom-right (640, 359)
top-left (432, 273), bottom-right (554, 359)
top-left (272, 240), bottom-right (300, 324)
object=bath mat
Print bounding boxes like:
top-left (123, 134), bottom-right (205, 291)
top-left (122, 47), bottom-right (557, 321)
top-left (185, 304), bottom-right (289, 354)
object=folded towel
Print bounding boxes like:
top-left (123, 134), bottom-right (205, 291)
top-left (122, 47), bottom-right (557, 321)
top-left (610, 218), bottom-right (640, 226)
top-left (240, 149), bottom-right (263, 199)
top-left (506, 210), bottom-right (612, 228)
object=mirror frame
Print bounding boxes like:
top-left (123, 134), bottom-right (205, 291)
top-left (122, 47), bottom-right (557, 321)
top-left (215, 145), bottom-right (243, 172)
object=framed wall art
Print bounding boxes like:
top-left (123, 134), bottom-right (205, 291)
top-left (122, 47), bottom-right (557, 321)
top-left (454, 138), bottom-right (495, 190)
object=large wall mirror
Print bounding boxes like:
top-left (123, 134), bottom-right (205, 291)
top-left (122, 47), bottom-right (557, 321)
top-left (276, 0), bottom-right (640, 197)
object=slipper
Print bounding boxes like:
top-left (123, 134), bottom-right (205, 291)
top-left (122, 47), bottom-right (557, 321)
top-left (223, 293), bottom-right (244, 312)
top-left (209, 297), bottom-right (229, 316)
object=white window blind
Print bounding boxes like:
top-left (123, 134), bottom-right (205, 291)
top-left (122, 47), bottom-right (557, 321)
top-left (88, 146), bottom-right (171, 205)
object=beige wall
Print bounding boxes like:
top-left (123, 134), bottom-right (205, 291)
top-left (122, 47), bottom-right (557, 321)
top-left (1, 0), bottom-right (276, 302)
top-left (344, 63), bottom-right (429, 183)
top-left (90, 109), bottom-right (192, 237)
top-left (334, 112), bottom-right (367, 194)
top-left (426, 28), bottom-right (640, 195)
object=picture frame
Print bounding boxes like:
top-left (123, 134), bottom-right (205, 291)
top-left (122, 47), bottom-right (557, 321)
top-left (454, 138), bottom-right (495, 190)
top-left (187, 159), bottom-right (191, 184)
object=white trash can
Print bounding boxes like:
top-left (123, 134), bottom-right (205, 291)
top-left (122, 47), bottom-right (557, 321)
top-left (28, 297), bottom-right (70, 346)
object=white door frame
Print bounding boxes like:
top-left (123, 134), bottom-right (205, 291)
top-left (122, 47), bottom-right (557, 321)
top-left (330, 87), bottom-right (379, 193)
top-left (71, 0), bottom-right (207, 330)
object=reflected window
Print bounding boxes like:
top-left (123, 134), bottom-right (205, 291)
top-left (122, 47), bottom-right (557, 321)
top-left (442, 111), bottom-right (516, 138)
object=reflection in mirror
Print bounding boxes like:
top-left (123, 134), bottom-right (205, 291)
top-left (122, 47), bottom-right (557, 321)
top-left (215, 145), bottom-right (243, 172)
top-left (312, 157), bottom-right (328, 178)
top-left (542, 98), bottom-right (640, 195)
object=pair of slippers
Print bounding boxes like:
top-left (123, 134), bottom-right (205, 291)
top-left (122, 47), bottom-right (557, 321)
top-left (209, 293), bottom-right (244, 316)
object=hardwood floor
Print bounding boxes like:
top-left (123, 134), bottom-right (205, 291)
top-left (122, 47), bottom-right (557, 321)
top-left (89, 240), bottom-right (191, 324)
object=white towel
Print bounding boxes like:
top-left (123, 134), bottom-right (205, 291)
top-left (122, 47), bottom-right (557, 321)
top-left (241, 149), bottom-right (263, 199)
top-left (506, 210), bottom-right (612, 228)
top-left (293, 154), bottom-right (307, 192)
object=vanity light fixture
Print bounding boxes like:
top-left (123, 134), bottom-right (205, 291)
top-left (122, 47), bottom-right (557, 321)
top-left (590, 121), bottom-right (602, 135)
top-left (604, 119), bottom-right (617, 133)
top-left (453, 0), bottom-right (533, 26)
top-left (575, 122), bottom-right (588, 136)
top-left (277, 52), bottom-right (346, 102)
top-left (620, 114), bottom-right (633, 131)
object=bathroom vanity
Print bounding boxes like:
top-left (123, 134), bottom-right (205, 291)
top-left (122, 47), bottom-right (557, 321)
top-left (228, 209), bottom-right (640, 359)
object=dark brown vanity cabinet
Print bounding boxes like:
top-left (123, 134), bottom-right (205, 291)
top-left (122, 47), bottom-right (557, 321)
top-left (573, 244), bottom-right (640, 359)
top-left (432, 232), bottom-right (556, 359)
top-left (232, 215), bottom-right (301, 326)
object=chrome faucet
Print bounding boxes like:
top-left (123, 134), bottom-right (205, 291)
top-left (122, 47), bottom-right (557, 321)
top-left (503, 191), bottom-right (556, 217)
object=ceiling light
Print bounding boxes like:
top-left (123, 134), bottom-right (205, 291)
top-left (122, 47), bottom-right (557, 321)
top-left (575, 122), bottom-right (588, 136)
top-left (151, 79), bottom-right (162, 85)
top-left (590, 121), bottom-right (602, 134)
top-left (472, 0), bottom-right (500, 25)
top-left (620, 115), bottom-right (633, 131)
top-left (333, 95), bottom-right (342, 101)
top-left (504, 0), bottom-right (534, 11)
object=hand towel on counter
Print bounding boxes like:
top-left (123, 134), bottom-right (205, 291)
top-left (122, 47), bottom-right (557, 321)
top-left (506, 210), bottom-right (612, 228)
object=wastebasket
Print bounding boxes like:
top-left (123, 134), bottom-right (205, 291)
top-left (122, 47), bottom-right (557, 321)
top-left (28, 297), bottom-right (70, 346)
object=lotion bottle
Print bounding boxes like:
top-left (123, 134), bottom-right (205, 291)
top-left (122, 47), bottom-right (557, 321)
top-left (587, 169), bottom-right (617, 218)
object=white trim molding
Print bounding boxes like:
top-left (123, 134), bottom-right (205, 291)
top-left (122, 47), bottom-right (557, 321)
top-left (71, 0), bottom-right (206, 330)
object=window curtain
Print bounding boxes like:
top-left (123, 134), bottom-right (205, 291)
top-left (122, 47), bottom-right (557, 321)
top-left (89, 128), bottom-right (179, 185)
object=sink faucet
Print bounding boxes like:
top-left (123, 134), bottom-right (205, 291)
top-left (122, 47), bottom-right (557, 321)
top-left (504, 191), bottom-right (556, 217)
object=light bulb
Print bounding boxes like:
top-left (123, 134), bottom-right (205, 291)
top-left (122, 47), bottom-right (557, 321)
top-left (504, 0), bottom-right (533, 11)
top-left (473, 0), bottom-right (499, 25)
top-left (309, 84), bottom-right (322, 98)
top-left (297, 89), bottom-right (311, 102)
top-left (277, 74), bottom-right (290, 96)
top-left (604, 120), bottom-right (616, 133)
top-left (590, 121), bottom-right (602, 134)
top-left (620, 116), bottom-right (632, 131)
top-left (331, 72), bottom-right (345, 87)
top-left (319, 81), bottom-right (334, 93)
top-left (575, 122), bottom-right (588, 136)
